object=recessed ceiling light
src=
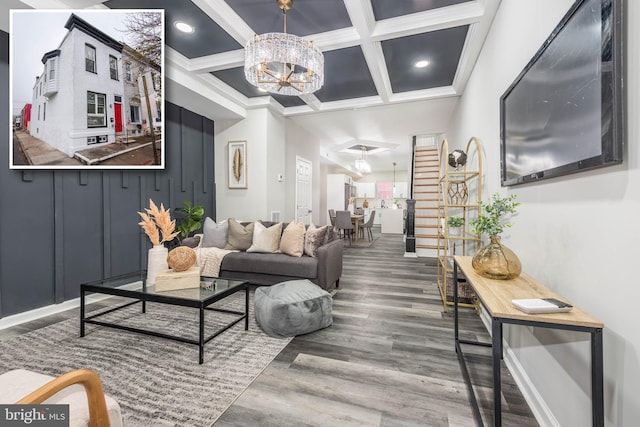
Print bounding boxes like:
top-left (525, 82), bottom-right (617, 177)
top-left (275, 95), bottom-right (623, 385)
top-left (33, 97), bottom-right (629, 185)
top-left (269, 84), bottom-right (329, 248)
top-left (415, 60), bottom-right (430, 68)
top-left (175, 21), bottom-right (194, 34)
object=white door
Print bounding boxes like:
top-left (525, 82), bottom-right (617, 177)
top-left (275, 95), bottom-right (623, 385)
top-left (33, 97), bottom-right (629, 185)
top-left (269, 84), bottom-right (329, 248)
top-left (295, 156), bottom-right (312, 224)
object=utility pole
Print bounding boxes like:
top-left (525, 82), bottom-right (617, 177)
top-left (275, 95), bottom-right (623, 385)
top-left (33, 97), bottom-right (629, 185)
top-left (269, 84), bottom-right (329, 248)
top-left (142, 73), bottom-right (159, 165)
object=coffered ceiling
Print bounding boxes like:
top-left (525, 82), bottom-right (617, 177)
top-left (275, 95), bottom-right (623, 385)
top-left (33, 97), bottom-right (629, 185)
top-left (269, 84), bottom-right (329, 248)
top-left (3, 0), bottom-right (501, 173)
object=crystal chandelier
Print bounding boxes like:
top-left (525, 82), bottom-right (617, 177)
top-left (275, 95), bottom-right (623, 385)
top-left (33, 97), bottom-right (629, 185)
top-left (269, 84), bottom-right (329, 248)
top-left (355, 146), bottom-right (371, 174)
top-left (244, 0), bottom-right (324, 95)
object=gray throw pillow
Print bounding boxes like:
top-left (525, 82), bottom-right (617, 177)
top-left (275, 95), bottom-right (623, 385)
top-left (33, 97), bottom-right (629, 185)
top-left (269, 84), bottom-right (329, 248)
top-left (225, 219), bottom-right (255, 251)
top-left (201, 217), bottom-right (228, 249)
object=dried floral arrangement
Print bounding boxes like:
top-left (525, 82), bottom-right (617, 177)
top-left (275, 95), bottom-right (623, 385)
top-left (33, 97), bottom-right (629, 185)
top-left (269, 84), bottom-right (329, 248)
top-left (138, 199), bottom-right (180, 246)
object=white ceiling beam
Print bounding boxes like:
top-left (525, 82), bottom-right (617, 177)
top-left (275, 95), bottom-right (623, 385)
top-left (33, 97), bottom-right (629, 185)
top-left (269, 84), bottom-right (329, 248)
top-left (165, 66), bottom-right (246, 119)
top-left (389, 86), bottom-right (458, 103)
top-left (165, 46), bottom-right (192, 72)
top-left (308, 27), bottom-right (361, 52)
top-left (452, 0), bottom-right (502, 94)
top-left (343, 0), bottom-right (392, 103)
top-left (191, 0), bottom-right (255, 45)
top-left (298, 94), bottom-right (322, 111)
top-left (18, 0), bottom-right (70, 7)
top-left (188, 49), bottom-right (245, 73)
top-left (371, 1), bottom-right (485, 41)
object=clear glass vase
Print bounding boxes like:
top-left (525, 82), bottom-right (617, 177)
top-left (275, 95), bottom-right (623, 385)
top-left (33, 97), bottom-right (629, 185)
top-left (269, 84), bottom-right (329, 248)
top-left (472, 235), bottom-right (521, 280)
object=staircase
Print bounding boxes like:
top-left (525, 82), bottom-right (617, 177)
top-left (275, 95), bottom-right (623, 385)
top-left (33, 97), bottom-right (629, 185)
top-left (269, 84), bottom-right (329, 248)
top-left (412, 146), bottom-right (441, 257)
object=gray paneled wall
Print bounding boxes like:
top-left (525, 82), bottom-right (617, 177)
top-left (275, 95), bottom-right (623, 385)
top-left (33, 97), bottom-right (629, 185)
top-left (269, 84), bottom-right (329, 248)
top-left (0, 31), bottom-right (216, 318)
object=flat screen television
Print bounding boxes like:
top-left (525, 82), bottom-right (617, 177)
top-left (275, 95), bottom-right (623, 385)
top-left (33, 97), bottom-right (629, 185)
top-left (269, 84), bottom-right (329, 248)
top-left (500, 0), bottom-right (624, 186)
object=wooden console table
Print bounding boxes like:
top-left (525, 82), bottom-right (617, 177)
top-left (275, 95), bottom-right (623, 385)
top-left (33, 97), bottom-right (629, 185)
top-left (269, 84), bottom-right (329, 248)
top-left (453, 256), bottom-right (604, 427)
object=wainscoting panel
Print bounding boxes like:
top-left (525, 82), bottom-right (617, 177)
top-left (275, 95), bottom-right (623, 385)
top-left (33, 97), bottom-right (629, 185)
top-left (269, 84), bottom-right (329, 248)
top-left (0, 30), bottom-right (215, 319)
top-left (60, 170), bottom-right (105, 301)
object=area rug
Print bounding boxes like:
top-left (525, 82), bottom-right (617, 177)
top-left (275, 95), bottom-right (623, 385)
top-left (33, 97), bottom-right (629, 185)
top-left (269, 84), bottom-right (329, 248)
top-left (0, 292), bottom-right (292, 427)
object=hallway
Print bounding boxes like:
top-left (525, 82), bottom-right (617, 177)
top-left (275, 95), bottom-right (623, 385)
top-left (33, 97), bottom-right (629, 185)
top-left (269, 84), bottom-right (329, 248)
top-left (216, 231), bottom-right (538, 426)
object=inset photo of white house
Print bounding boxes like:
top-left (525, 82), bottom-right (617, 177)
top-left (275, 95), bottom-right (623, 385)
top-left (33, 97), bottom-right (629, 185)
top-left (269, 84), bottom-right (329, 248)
top-left (10, 10), bottom-right (164, 169)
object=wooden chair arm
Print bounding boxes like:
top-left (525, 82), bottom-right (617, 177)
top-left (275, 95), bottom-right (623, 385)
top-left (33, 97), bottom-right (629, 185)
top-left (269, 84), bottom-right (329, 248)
top-left (16, 369), bottom-right (111, 427)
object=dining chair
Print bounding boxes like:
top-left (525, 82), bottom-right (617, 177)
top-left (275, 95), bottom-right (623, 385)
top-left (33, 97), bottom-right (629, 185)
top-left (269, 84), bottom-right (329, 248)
top-left (354, 208), bottom-right (364, 215)
top-left (328, 209), bottom-right (336, 230)
top-left (335, 210), bottom-right (354, 244)
top-left (360, 210), bottom-right (376, 241)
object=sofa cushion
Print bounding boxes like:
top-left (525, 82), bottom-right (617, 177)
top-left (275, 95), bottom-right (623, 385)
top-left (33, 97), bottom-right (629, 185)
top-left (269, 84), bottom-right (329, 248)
top-left (225, 219), bottom-right (254, 251)
top-left (279, 221), bottom-right (305, 257)
top-left (304, 224), bottom-right (328, 258)
top-left (221, 252), bottom-right (318, 278)
top-left (247, 221), bottom-right (282, 253)
top-left (201, 217), bottom-right (228, 248)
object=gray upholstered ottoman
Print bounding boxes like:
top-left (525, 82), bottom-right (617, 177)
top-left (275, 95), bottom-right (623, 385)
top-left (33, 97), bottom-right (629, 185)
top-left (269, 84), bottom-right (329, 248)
top-left (254, 279), bottom-right (333, 338)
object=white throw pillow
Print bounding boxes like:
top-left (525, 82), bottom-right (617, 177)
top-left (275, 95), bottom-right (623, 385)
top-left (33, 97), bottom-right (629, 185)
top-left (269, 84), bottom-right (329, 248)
top-left (247, 222), bottom-right (282, 253)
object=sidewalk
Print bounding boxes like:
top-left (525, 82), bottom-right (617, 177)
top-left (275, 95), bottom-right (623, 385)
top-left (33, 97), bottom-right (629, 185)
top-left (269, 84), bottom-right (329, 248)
top-left (13, 131), bottom-right (159, 166)
top-left (14, 130), bottom-right (82, 166)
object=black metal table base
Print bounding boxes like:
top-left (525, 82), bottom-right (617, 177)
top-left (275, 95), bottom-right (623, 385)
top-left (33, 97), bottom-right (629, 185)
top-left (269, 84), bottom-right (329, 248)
top-left (81, 283), bottom-right (249, 364)
top-left (453, 260), bottom-right (604, 427)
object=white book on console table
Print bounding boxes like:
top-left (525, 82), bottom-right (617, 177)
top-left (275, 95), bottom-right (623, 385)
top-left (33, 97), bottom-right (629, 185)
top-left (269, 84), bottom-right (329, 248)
top-left (512, 298), bottom-right (573, 314)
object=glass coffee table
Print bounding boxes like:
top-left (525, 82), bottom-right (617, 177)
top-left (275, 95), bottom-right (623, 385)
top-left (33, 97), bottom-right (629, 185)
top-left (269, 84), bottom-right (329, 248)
top-left (80, 271), bottom-right (249, 364)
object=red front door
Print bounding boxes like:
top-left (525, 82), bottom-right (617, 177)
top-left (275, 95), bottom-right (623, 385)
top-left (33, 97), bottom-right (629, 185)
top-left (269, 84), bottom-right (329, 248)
top-left (114, 102), bottom-right (123, 133)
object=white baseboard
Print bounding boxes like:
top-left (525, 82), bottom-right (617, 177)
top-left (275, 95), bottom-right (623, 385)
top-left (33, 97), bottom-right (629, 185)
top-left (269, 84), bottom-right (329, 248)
top-left (502, 342), bottom-right (559, 427)
top-left (0, 282), bottom-right (141, 330)
top-left (477, 308), bottom-right (558, 427)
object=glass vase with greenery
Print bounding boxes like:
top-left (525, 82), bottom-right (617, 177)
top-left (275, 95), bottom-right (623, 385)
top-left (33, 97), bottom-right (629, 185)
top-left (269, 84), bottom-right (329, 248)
top-left (469, 193), bottom-right (522, 280)
top-left (470, 193), bottom-right (520, 237)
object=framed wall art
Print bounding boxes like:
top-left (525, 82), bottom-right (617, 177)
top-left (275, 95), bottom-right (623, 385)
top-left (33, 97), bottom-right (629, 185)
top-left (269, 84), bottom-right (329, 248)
top-left (228, 140), bottom-right (247, 189)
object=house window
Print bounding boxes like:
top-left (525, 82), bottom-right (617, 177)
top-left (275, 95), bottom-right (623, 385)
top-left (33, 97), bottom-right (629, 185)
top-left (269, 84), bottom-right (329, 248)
top-left (43, 103), bottom-right (46, 121)
top-left (37, 105), bottom-right (40, 120)
top-left (109, 55), bottom-right (118, 80)
top-left (153, 72), bottom-right (161, 92)
top-left (87, 91), bottom-right (106, 127)
top-left (49, 59), bottom-right (55, 80)
top-left (125, 62), bottom-right (132, 82)
top-left (85, 44), bottom-right (96, 73)
top-left (130, 105), bottom-right (140, 123)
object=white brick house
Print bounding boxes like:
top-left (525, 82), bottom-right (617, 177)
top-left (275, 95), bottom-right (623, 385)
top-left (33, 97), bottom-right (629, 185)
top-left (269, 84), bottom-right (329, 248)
top-left (30, 14), bottom-right (125, 157)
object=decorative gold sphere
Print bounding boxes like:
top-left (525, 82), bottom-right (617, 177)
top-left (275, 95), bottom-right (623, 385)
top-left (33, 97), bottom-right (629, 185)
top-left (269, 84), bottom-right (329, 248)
top-left (167, 246), bottom-right (197, 272)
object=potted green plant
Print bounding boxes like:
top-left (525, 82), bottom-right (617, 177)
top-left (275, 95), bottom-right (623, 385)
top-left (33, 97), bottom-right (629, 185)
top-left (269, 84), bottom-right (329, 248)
top-left (446, 216), bottom-right (465, 236)
top-left (174, 201), bottom-right (205, 244)
top-left (469, 193), bottom-right (522, 280)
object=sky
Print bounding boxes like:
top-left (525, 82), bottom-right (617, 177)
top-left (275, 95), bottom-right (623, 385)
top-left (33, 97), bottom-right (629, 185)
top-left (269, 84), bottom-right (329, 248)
top-left (10, 10), bottom-right (143, 116)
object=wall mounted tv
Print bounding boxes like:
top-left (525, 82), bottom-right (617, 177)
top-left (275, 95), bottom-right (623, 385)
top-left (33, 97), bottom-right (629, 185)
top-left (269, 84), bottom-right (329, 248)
top-left (500, 0), bottom-right (624, 186)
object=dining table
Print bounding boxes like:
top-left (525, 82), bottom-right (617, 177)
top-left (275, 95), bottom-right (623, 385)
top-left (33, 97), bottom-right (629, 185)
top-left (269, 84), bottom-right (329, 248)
top-left (350, 214), bottom-right (364, 241)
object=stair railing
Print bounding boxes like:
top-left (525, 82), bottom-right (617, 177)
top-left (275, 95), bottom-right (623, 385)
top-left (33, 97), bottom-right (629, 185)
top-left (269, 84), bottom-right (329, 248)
top-left (405, 136), bottom-right (417, 254)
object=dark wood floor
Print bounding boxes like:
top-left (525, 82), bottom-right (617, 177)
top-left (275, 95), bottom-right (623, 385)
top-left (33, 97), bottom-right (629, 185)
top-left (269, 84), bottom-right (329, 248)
top-left (0, 229), bottom-right (539, 426)
top-left (215, 230), bottom-right (539, 427)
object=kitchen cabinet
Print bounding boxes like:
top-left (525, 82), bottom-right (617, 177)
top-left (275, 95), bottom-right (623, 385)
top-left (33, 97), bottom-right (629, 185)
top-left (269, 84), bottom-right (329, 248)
top-left (393, 182), bottom-right (408, 198)
top-left (356, 182), bottom-right (376, 198)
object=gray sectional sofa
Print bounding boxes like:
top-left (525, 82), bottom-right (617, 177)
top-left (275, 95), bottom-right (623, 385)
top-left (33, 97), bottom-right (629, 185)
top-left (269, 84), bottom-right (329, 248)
top-left (219, 238), bottom-right (343, 290)
top-left (183, 220), bottom-right (343, 291)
